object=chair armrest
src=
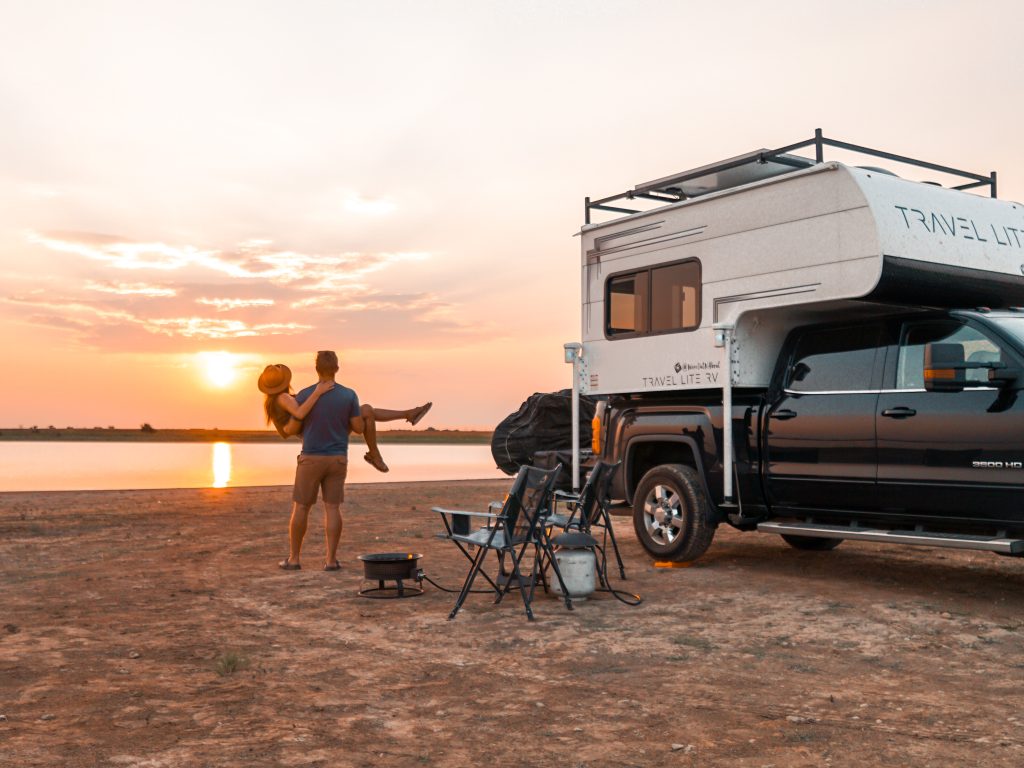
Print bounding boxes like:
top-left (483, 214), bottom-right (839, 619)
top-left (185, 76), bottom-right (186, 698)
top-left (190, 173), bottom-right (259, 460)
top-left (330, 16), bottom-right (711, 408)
top-left (432, 507), bottom-right (499, 519)
top-left (433, 506), bottom-right (502, 536)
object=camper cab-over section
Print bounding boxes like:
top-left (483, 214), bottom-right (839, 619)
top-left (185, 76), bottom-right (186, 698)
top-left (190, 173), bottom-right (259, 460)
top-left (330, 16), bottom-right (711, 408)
top-left (579, 133), bottom-right (1019, 397)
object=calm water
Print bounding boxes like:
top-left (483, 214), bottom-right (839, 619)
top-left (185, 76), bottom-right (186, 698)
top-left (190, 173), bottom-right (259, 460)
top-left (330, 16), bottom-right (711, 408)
top-left (0, 442), bottom-right (506, 492)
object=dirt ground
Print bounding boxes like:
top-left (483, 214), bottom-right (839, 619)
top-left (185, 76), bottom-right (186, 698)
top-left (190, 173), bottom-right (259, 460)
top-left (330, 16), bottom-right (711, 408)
top-left (2, 481), bottom-right (1023, 767)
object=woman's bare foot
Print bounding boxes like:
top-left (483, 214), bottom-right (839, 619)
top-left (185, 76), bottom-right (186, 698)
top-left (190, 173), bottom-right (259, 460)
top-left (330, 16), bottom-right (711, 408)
top-left (408, 402), bottom-right (432, 426)
top-left (364, 451), bottom-right (389, 473)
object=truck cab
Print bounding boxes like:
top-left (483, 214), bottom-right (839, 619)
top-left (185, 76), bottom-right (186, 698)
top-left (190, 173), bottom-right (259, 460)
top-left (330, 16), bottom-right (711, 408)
top-left (765, 309), bottom-right (1024, 532)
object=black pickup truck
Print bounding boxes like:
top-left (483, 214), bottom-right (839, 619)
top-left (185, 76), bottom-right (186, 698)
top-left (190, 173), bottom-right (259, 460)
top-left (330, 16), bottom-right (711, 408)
top-left (595, 308), bottom-right (1024, 562)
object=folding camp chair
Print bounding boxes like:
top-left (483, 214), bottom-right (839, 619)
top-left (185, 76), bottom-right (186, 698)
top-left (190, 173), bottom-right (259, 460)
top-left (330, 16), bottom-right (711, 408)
top-left (433, 464), bottom-right (572, 621)
top-left (546, 460), bottom-right (626, 582)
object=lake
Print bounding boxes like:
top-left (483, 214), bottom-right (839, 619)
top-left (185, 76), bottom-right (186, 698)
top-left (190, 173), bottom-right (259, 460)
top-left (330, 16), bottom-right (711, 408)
top-left (0, 442), bottom-right (507, 492)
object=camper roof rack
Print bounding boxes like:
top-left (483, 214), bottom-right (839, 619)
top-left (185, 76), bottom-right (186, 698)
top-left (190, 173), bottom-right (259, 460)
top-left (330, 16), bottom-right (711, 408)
top-left (584, 128), bottom-right (998, 225)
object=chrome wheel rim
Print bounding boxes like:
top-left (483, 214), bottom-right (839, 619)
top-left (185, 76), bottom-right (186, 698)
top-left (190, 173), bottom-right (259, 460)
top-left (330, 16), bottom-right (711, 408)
top-left (643, 483), bottom-right (685, 545)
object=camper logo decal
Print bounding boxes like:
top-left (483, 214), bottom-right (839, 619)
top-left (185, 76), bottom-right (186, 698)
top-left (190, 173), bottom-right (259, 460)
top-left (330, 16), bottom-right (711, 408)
top-left (895, 205), bottom-right (1024, 248)
top-left (643, 360), bottom-right (720, 388)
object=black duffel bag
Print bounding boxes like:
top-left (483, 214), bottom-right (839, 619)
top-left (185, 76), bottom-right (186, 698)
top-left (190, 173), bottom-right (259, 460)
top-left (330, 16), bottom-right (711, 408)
top-left (490, 389), bottom-right (596, 476)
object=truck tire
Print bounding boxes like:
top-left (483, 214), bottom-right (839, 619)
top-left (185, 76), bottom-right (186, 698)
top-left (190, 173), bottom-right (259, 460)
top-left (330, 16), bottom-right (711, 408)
top-left (632, 464), bottom-right (715, 562)
top-left (780, 534), bottom-right (843, 551)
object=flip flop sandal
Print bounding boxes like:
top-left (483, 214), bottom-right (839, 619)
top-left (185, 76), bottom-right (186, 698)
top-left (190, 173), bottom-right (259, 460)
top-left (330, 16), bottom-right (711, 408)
top-left (278, 559), bottom-right (301, 570)
top-left (409, 402), bottom-right (432, 427)
top-left (323, 561), bottom-right (341, 571)
top-left (364, 452), bottom-right (389, 473)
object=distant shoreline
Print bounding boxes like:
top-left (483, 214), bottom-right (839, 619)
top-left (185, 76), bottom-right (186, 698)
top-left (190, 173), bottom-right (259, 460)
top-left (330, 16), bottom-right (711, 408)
top-left (0, 427), bottom-right (493, 444)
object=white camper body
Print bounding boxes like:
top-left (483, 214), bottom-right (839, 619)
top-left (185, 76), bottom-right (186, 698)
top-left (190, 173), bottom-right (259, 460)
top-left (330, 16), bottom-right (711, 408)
top-left (579, 160), bottom-right (1024, 397)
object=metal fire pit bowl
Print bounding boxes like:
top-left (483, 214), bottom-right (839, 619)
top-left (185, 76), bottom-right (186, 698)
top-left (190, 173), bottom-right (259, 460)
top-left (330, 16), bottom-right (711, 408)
top-left (358, 553), bottom-right (424, 599)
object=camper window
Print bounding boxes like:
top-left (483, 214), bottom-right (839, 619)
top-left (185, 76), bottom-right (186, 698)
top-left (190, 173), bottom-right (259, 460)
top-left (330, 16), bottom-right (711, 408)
top-left (651, 261), bottom-right (700, 332)
top-left (607, 272), bottom-right (649, 335)
top-left (605, 258), bottom-right (700, 339)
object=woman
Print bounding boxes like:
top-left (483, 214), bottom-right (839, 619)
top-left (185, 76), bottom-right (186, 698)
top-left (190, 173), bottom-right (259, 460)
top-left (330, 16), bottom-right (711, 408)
top-left (258, 363), bottom-right (430, 473)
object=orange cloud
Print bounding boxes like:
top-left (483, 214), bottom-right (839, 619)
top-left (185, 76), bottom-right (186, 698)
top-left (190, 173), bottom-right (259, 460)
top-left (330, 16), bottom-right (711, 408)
top-left (85, 281), bottom-right (178, 297)
top-left (29, 232), bottom-right (199, 270)
top-left (30, 232), bottom-right (431, 289)
top-left (196, 297), bottom-right (276, 311)
top-left (7, 296), bottom-right (310, 340)
top-left (9, 231), bottom-right (487, 353)
top-left (145, 317), bottom-right (310, 339)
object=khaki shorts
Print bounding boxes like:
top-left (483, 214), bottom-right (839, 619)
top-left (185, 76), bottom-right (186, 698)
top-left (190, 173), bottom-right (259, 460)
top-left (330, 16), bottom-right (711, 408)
top-left (292, 454), bottom-right (348, 506)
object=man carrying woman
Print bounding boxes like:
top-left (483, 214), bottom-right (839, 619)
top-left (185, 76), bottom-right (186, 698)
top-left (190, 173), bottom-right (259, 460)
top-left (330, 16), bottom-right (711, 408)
top-left (258, 350), bottom-right (430, 570)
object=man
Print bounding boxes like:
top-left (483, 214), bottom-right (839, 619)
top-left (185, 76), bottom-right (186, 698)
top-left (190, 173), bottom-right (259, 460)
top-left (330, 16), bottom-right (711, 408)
top-left (279, 350), bottom-right (364, 571)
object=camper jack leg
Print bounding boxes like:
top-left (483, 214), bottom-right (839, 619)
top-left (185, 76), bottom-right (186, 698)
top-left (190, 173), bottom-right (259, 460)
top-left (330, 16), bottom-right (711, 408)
top-left (713, 323), bottom-right (739, 514)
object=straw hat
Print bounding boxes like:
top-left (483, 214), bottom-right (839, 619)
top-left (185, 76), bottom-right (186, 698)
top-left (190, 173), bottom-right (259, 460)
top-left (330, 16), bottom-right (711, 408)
top-left (258, 364), bottom-right (292, 395)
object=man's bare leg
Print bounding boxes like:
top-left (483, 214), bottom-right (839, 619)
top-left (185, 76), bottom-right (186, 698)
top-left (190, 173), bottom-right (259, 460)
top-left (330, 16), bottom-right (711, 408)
top-left (324, 503), bottom-right (342, 567)
top-left (285, 502), bottom-right (311, 566)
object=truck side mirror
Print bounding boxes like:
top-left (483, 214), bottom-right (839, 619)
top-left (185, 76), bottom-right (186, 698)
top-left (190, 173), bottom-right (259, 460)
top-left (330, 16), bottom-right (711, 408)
top-left (989, 365), bottom-right (1022, 387)
top-left (788, 362), bottom-right (811, 386)
top-left (924, 343), bottom-right (965, 392)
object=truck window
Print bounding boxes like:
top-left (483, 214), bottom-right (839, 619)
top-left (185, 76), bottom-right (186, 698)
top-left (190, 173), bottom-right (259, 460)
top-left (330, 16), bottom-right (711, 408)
top-left (605, 258), bottom-right (700, 338)
top-left (787, 326), bottom-right (881, 393)
top-left (896, 322), bottom-right (1002, 389)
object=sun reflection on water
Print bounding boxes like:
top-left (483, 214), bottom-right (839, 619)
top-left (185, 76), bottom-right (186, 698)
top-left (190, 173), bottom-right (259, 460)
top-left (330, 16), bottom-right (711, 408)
top-left (212, 442), bottom-right (232, 488)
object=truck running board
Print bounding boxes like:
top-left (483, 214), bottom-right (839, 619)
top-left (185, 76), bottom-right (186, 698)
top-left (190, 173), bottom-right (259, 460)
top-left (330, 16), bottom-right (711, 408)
top-left (757, 521), bottom-right (1024, 555)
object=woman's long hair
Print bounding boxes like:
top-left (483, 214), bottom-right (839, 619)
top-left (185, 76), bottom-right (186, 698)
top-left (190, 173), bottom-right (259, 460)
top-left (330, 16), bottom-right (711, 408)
top-left (263, 390), bottom-right (291, 425)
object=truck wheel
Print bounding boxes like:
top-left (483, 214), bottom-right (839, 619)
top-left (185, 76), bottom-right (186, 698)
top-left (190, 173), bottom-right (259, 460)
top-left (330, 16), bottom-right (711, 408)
top-left (632, 464), bottom-right (715, 562)
top-left (780, 534), bottom-right (843, 551)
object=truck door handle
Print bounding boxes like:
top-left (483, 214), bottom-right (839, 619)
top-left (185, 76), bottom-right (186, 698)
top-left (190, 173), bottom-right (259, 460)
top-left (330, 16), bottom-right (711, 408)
top-left (773, 409), bottom-right (797, 421)
top-left (881, 407), bottom-right (917, 419)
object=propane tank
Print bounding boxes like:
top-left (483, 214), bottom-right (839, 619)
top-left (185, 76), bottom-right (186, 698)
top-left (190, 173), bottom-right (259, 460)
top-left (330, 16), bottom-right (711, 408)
top-left (550, 548), bottom-right (596, 600)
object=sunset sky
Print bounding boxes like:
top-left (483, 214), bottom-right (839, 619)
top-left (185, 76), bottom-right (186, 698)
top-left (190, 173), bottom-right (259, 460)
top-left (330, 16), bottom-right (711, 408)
top-left (2, 0), bottom-right (1023, 430)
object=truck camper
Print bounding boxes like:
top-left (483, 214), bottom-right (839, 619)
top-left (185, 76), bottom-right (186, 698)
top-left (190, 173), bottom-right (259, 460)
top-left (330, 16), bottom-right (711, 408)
top-left (569, 130), bottom-right (1024, 562)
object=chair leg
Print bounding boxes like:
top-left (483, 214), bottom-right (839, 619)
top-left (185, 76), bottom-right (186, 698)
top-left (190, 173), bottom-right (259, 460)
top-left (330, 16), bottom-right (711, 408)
top-left (455, 540), bottom-right (502, 593)
top-left (602, 515), bottom-right (627, 580)
top-left (494, 552), bottom-right (510, 604)
top-left (535, 545), bottom-right (551, 593)
top-left (496, 547), bottom-right (530, 606)
top-left (507, 545), bottom-right (535, 620)
top-left (540, 533), bottom-right (574, 612)
top-left (525, 550), bottom-right (541, 613)
top-left (448, 544), bottom-right (489, 621)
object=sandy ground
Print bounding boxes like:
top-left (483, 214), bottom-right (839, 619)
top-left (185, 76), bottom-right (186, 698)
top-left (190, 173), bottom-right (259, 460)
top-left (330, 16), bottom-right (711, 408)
top-left (2, 481), bottom-right (1023, 767)
top-left (0, 428), bottom-right (490, 444)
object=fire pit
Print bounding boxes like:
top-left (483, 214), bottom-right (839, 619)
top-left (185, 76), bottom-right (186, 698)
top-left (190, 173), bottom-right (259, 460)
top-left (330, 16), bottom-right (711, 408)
top-left (358, 553), bottom-right (424, 599)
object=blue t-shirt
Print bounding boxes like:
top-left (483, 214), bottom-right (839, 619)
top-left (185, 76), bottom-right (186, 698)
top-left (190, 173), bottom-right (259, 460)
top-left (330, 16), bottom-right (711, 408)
top-left (295, 382), bottom-right (360, 456)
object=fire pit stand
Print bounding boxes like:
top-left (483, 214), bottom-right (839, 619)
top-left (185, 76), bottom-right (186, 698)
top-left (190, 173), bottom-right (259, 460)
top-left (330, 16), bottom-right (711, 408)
top-left (358, 553), bottom-right (424, 599)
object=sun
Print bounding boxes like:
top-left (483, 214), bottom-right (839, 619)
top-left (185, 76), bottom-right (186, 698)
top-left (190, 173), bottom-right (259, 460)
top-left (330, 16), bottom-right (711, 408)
top-left (198, 351), bottom-right (239, 388)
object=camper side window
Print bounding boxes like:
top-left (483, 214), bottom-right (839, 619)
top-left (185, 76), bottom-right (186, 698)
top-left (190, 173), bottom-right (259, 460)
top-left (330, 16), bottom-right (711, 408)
top-left (607, 273), bottom-right (649, 336)
top-left (605, 259), bottom-right (700, 338)
top-left (651, 261), bottom-right (700, 332)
